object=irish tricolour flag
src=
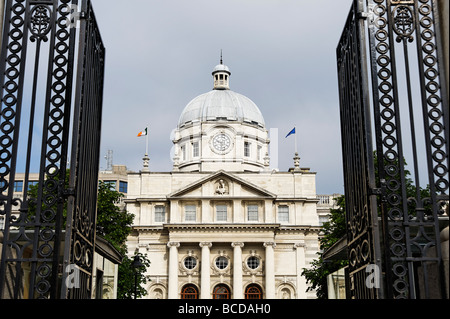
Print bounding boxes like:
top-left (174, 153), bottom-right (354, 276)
top-left (137, 128), bottom-right (148, 137)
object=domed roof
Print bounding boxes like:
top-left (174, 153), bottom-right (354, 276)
top-left (212, 63), bottom-right (230, 74)
top-left (177, 61), bottom-right (265, 128)
top-left (178, 90), bottom-right (265, 128)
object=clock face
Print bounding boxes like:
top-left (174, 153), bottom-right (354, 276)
top-left (212, 133), bottom-right (231, 152)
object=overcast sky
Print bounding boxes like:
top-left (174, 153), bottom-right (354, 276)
top-left (91, 0), bottom-right (354, 195)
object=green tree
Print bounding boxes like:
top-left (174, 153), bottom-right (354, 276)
top-left (96, 181), bottom-right (150, 299)
top-left (96, 181), bottom-right (133, 248)
top-left (302, 195), bottom-right (348, 299)
top-left (117, 252), bottom-right (151, 299)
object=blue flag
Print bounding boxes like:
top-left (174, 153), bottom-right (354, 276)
top-left (285, 127), bottom-right (295, 138)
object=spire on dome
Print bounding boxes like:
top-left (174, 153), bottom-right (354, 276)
top-left (212, 52), bottom-right (230, 90)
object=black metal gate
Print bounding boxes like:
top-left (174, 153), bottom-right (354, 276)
top-left (0, 0), bottom-right (104, 299)
top-left (337, 0), bottom-right (448, 299)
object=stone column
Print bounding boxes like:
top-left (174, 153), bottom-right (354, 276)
top-left (264, 242), bottom-right (276, 299)
top-left (199, 242), bottom-right (212, 299)
top-left (295, 243), bottom-right (307, 299)
top-left (167, 242), bottom-right (180, 299)
top-left (231, 242), bottom-right (244, 299)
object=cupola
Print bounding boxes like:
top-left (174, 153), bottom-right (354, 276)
top-left (212, 54), bottom-right (231, 90)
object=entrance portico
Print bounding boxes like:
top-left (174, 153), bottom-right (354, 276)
top-left (166, 239), bottom-right (278, 299)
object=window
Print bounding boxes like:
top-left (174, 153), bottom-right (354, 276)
top-left (13, 181), bottom-right (23, 192)
top-left (246, 256), bottom-right (260, 270)
top-left (245, 284), bottom-right (262, 299)
top-left (104, 181), bottom-right (116, 190)
top-left (183, 256), bottom-right (197, 270)
top-left (119, 181), bottom-right (128, 193)
top-left (216, 205), bottom-right (227, 222)
top-left (257, 145), bottom-right (262, 160)
top-left (181, 145), bottom-right (186, 161)
top-left (185, 205), bottom-right (196, 222)
top-left (192, 142), bottom-right (199, 158)
top-left (215, 256), bottom-right (229, 270)
top-left (155, 206), bottom-right (165, 222)
top-left (213, 284), bottom-right (230, 299)
top-left (319, 216), bottom-right (329, 226)
top-left (181, 284), bottom-right (199, 299)
top-left (244, 142), bottom-right (250, 157)
top-left (278, 205), bottom-right (289, 222)
top-left (247, 205), bottom-right (258, 222)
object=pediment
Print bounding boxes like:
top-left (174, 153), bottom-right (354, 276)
top-left (167, 170), bottom-right (276, 199)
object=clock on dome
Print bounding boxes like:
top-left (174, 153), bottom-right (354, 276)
top-left (211, 132), bottom-right (232, 154)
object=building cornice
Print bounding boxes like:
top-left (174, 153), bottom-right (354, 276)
top-left (164, 223), bottom-right (280, 231)
top-left (132, 223), bottom-right (322, 235)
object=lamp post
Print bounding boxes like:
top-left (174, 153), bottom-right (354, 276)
top-left (132, 255), bottom-right (143, 299)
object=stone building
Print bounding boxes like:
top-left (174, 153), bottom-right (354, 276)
top-left (125, 60), bottom-right (322, 299)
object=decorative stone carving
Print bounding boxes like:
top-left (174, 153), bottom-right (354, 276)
top-left (215, 179), bottom-right (229, 195)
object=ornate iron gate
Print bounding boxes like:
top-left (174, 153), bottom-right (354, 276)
top-left (337, 0), bottom-right (384, 299)
top-left (337, 0), bottom-right (448, 299)
top-left (0, 0), bottom-right (104, 299)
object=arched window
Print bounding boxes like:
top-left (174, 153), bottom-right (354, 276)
top-left (180, 284), bottom-right (199, 299)
top-left (213, 284), bottom-right (230, 299)
top-left (245, 284), bottom-right (262, 299)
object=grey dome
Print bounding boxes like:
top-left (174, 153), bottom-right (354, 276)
top-left (212, 64), bottom-right (231, 74)
top-left (178, 89), bottom-right (265, 128)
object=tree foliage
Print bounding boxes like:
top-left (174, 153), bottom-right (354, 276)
top-left (96, 181), bottom-right (150, 299)
top-left (302, 195), bottom-right (348, 299)
top-left (96, 181), bottom-right (133, 248)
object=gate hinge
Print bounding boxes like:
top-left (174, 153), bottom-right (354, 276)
top-left (357, 11), bottom-right (370, 20)
top-left (62, 187), bottom-right (75, 198)
top-left (357, 4), bottom-right (375, 21)
top-left (369, 188), bottom-right (382, 196)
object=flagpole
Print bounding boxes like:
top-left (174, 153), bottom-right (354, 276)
top-left (146, 133), bottom-right (148, 155)
top-left (146, 127), bottom-right (149, 155)
top-left (294, 125), bottom-right (297, 154)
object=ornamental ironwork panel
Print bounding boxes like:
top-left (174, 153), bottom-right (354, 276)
top-left (0, 0), bottom-right (104, 299)
top-left (337, 0), bottom-right (384, 299)
top-left (366, 0), bottom-right (448, 299)
top-left (61, 0), bottom-right (105, 299)
top-left (337, 0), bottom-right (449, 299)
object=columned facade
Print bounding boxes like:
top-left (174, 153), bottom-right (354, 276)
top-left (139, 238), bottom-right (311, 299)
